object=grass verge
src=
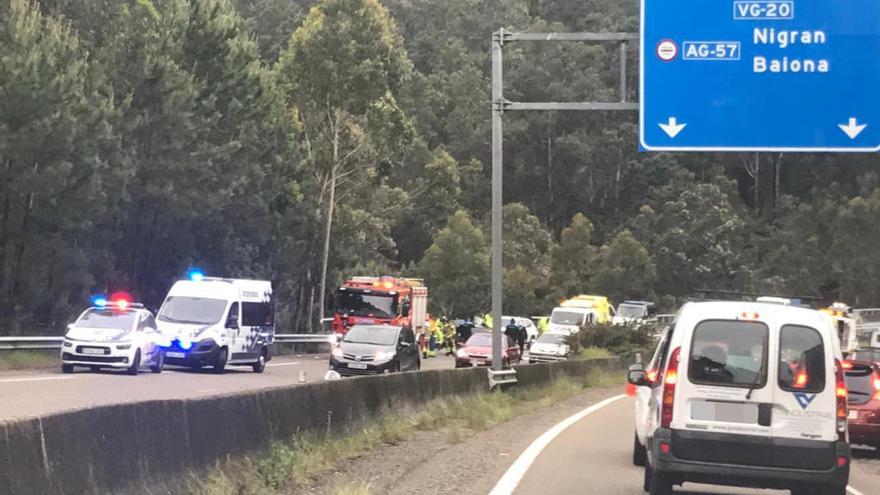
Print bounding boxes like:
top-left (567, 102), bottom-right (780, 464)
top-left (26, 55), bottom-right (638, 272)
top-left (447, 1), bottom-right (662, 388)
top-left (190, 371), bottom-right (623, 495)
top-left (0, 350), bottom-right (58, 371)
top-left (578, 346), bottom-right (613, 360)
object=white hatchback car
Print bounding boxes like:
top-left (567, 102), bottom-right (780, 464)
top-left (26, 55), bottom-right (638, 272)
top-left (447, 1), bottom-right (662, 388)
top-left (62, 301), bottom-right (165, 375)
top-left (628, 301), bottom-right (850, 495)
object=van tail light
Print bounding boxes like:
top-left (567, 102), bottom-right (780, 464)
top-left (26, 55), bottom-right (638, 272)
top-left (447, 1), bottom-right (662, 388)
top-left (661, 347), bottom-right (681, 429)
top-left (834, 359), bottom-right (848, 441)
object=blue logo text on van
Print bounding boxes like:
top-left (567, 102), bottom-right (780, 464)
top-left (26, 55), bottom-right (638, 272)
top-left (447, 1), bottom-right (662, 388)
top-left (793, 392), bottom-right (817, 410)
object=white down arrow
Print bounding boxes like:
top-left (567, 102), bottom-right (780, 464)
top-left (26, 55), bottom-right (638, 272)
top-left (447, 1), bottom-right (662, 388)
top-left (659, 117), bottom-right (686, 138)
top-left (838, 117), bottom-right (867, 140)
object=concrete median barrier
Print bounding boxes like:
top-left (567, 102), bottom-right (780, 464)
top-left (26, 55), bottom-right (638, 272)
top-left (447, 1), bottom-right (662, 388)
top-left (0, 358), bottom-right (621, 494)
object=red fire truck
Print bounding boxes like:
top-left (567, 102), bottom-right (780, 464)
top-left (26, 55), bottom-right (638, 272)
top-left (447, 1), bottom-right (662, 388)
top-left (332, 276), bottom-right (428, 334)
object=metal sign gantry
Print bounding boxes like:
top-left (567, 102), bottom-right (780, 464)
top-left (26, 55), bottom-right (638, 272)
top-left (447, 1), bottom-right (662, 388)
top-left (489, 29), bottom-right (637, 371)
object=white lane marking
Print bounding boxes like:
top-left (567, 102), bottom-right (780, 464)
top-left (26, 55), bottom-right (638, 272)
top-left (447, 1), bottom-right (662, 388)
top-left (489, 394), bottom-right (627, 495)
top-left (0, 376), bottom-right (75, 384)
top-left (848, 486), bottom-right (866, 495)
top-left (267, 362), bottom-right (301, 367)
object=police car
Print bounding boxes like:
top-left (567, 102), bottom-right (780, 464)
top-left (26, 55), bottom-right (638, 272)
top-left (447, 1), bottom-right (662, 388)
top-left (61, 296), bottom-right (165, 375)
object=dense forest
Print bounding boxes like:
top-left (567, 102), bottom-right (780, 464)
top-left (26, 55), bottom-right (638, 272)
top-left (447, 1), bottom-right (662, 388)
top-left (2, 0), bottom-right (879, 334)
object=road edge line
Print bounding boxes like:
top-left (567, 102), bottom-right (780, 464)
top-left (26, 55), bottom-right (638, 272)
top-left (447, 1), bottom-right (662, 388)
top-left (488, 393), bottom-right (628, 495)
top-left (848, 485), bottom-right (866, 495)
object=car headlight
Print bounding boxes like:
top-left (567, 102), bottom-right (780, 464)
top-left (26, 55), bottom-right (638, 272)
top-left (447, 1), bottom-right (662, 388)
top-left (456, 349), bottom-right (468, 358)
top-left (116, 344), bottom-right (132, 350)
top-left (331, 347), bottom-right (344, 358)
top-left (375, 351), bottom-right (395, 362)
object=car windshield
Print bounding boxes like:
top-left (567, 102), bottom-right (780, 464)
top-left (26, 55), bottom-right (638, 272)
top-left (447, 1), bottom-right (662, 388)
top-left (618, 304), bottom-right (646, 318)
top-left (688, 320), bottom-right (768, 388)
top-left (343, 326), bottom-right (399, 346)
top-left (537, 333), bottom-right (567, 345)
top-left (466, 334), bottom-right (493, 347)
top-left (551, 310), bottom-right (584, 325)
top-left (852, 350), bottom-right (880, 363)
top-left (336, 290), bottom-right (397, 319)
top-left (158, 296), bottom-right (227, 325)
top-left (75, 309), bottom-right (137, 330)
top-left (844, 363), bottom-right (876, 406)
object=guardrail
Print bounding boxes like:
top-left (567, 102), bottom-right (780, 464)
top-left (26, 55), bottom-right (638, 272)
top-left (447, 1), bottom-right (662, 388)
top-left (0, 334), bottom-right (334, 351)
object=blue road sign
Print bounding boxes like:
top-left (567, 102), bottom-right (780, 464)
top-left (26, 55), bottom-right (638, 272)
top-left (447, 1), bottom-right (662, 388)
top-left (640, 0), bottom-right (880, 152)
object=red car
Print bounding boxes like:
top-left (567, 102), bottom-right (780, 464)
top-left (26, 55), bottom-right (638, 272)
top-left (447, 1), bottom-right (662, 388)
top-left (843, 359), bottom-right (880, 449)
top-left (455, 333), bottom-right (521, 368)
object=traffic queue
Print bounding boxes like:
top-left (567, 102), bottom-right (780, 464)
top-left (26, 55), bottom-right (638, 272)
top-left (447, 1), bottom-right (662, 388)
top-left (626, 297), bottom-right (880, 495)
top-left (60, 269), bottom-right (275, 375)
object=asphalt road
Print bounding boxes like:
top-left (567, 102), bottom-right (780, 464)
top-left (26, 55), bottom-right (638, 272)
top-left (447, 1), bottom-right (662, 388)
top-left (0, 353), bottom-right (456, 422)
top-left (511, 397), bottom-right (879, 495)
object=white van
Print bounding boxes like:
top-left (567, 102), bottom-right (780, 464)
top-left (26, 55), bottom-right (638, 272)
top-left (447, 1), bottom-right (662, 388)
top-left (156, 277), bottom-right (274, 373)
top-left (628, 301), bottom-right (850, 495)
top-left (547, 306), bottom-right (592, 334)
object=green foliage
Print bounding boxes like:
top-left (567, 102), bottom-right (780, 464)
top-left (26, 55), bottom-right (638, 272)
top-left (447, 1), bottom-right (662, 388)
top-left (573, 323), bottom-right (654, 358)
top-left (593, 230), bottom-right (656, 303)
top-left (550, 213), bottom-right (597, 299)
top-left (8, 0), bottom-right (880, 334)
top-left (418, 210), bottom-right (489, 317)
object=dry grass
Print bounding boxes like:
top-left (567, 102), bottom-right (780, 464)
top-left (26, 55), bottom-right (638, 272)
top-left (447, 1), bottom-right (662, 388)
top-left (193, 372), bottom-right (618, 495)
top-left (0, 350), bottom-right (58, 371)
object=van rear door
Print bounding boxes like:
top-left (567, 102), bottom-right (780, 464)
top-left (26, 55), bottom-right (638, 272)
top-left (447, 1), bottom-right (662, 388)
top-left (770, 321), bottom-right (838, 470)
top-left (673, 317), bottom-right (775, 466)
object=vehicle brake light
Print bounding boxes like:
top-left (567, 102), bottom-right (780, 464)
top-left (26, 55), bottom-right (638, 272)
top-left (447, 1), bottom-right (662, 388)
top-left (834, 359), bottom-right (848, 441)
top-left (794, 371), bottom-right (808, 388)
top-left (842, 360), bottom-right (854, 370)
top-left (661, 347), bottom-right (681, 429)
top-left (837, 456), bottom-right (848, 468)
top-left (659, 442), bottom-right (671, 454)
top-left (873, 372), bottom-right (880, 401)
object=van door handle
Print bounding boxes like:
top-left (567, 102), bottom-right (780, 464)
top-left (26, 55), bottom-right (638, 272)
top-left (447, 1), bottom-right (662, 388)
top-left (757, 403), bottom-right (772, 427)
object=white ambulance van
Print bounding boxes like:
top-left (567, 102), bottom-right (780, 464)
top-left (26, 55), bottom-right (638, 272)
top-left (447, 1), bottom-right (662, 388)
top-left (156, 276), bottom-right (274, 373)
top-left (628, 301), bottom-right (850, 495)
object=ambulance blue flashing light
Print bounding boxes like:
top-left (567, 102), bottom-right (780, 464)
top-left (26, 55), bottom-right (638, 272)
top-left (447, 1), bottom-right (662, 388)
top-left (91, 295), bottom-right (109, 307)
top-left (179, 337), bottom-right (193, 351)
top-left (187, 268), bottom-right (206, 282)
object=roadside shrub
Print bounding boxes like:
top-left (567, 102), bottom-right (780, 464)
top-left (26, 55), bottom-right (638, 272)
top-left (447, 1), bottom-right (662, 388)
top-left (571, 323), bottom-right (654, 358)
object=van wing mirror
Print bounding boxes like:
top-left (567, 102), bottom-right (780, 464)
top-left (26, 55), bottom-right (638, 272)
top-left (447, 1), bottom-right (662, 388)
top-left (627, 369), bottom-right (649, 387)
top-left (225, 315), bottom-right (239, 329)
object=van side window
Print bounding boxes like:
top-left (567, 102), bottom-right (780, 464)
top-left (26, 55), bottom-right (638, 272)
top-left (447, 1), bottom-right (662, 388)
top-left (648, 326), bottom-right (672, 380)
top-left (688, 320), bottom-right (768, 388)
top-left (778, 325), bottom-right (826, 393)
top-left (227, 302), bottom-right (239, 324)
top-left (242, 302), bottom-right (273, 327)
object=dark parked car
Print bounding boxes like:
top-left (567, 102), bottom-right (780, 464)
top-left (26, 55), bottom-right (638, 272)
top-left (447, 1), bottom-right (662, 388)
top-left (843, 359), bottom-right (880, 448)
top-left (455, 333), bottom-right (520, 368)
top-left (330, 325), bottom-right (420, 376)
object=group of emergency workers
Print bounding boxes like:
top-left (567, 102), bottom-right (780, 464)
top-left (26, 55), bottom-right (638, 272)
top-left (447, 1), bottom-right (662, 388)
top-left (417, 316), bottom-right (457, 358)
top-left (415, 313), bottom-right (547, 359)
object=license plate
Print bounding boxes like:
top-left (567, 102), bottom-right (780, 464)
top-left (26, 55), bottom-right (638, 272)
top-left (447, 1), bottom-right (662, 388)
top-left (475, 361), bottom-right (486, 366)
top-left (81, 348), bottom-right (105, 355)
top-left (348, 363), bottom-right (368, 369)
top-left (166, 352), bottom-right (185, 359)
top-left (849, 410), bottom-right (858, 420)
